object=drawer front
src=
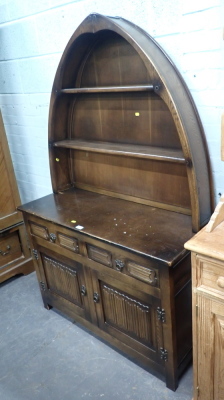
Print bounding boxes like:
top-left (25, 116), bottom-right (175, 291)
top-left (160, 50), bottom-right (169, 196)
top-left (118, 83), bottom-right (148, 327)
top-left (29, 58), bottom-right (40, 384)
top-left (87, 244), bottom-right (112, 267)
top-left (126, 261), bottom-right (158, 286)
top-left (0, 231), bottom-right (22, 267)
top-left (86, 242), bottom-right (159, 287)
top-left (197, 256), bottom-right (224, 296)
top-left (58, 233), bottom-right (79, 253)
top-left (28, 216), bottom-right (159, 288)
top-left (113, 257), bottom-right (159, 287)
top-left (30, 222), bottom-right (49, 239)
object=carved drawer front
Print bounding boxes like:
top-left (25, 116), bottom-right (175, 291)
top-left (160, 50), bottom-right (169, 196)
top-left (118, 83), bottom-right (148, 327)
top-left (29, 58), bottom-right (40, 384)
top-left (87, 244), bottom-right (112, 267)
top-left (58, 233), bottom-right (79, 253)
top-left (126, 261), bottom-right (158, 286)
top-left (30, 222), bottom-right (49, 240)
top-left (198, 256), bottom-right (224, 297)
top-left (41, 254), bottom-right (83, 306)
top-left (0, 231), bottom-right (22, 267)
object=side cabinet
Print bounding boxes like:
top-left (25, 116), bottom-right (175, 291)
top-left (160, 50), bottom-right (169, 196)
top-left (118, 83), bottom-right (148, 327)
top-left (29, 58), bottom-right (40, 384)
top-left (190, 253), bottom-right (224, 400)
top-left (0, 110), bottom-right (33, 283)
top-left (185, 199), bottom-right (224, 400)
top-left (0, 224), bottom-right (33, 283)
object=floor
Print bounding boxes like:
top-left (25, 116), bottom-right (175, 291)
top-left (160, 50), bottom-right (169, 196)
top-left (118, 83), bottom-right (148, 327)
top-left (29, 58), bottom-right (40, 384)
top-left (0, 272), bottom-right (193, 400)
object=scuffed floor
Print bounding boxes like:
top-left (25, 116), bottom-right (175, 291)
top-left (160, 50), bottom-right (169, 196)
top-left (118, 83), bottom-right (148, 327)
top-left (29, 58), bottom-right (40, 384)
top-left (0, 272), bottom-right (193, 400)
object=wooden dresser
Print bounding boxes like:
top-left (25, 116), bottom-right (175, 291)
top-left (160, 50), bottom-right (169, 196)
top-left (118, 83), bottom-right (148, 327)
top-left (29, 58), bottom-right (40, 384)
top-left (18, 14), bottom-right (212, 390)
top-left (0, 111), bottom-right (33, 283)
top-left (185, 196), bottom-right (224, 400)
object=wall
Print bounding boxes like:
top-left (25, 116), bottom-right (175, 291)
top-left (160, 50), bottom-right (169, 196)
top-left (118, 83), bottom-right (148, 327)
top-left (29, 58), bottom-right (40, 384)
top-left (0, 0), bottom-right (223, 205)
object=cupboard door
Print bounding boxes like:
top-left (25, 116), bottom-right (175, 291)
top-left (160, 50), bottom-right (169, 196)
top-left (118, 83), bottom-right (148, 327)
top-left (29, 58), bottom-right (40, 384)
top-left (195, 293), bottom-right (224, 400)
top-left (34, 245), bottom-right (89, 320)
top-left (91, 270), bottom-right (163, 363)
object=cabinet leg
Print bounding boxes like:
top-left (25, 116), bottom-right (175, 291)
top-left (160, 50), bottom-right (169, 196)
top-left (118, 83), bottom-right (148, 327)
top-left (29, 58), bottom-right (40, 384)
top-left (165, 368), bottom-right (178, 391)
top-left (166, 379), bottom-right (178, 392)
top-left (44, 302), bottom-right (52, 310)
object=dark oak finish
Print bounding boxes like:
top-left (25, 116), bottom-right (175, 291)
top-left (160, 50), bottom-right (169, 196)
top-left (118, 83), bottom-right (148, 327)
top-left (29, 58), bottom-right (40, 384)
top-left (18, 14), bottom-right (212, 391)
top-left (0, 110), bottom-right (33, 283)
top-left (53, 140), bottom-right (186, 163)
top-left (61, 84), bottom-right (154, 93)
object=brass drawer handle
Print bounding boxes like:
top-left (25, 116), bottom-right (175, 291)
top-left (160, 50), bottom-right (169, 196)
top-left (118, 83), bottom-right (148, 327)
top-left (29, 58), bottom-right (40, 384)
top-left (115, 259), bottom-right (125, 271)
top-left (49, 233), bottom-right (56, 243)
top-left (0, 245), bottom-right (11, 256)
top-left (217, 277), bottom-right (224, 289)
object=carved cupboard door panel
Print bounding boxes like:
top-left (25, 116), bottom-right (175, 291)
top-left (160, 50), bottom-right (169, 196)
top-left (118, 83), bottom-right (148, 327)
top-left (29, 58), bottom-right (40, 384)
top-left (195, 293), bottom-right (224, 400)
top-left (33, 245), bottom-right (90, 320)
top-left (91, 270), bottom-right (163, 363)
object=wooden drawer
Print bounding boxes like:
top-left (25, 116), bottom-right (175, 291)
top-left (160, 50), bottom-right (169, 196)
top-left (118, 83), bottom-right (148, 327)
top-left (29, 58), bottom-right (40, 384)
top-left (57, 233), bottom-right (79, 253)
top-left (29, 217), bottom-right (159, 287)
top-left (0, 231), bottom-right (22, 267)
top-left (197, 256), bottom-right (224, 297)
top-left (126, 260), bottom-right (158, 286)
top-left (29, 219), bottom-right (80, 254)
top-left (87, 244), bottom-right (112, 267)
top-left (86, 243), bottom-right (158, 287)
top-left (113, 257), bottom-right (159, 287)
top-left (30, 221), bottom-right (49, 239)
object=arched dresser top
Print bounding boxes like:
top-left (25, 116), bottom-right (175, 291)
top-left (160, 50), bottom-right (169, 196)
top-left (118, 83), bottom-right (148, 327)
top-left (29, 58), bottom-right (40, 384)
top-left (49, 13), bottom-right (212, 232)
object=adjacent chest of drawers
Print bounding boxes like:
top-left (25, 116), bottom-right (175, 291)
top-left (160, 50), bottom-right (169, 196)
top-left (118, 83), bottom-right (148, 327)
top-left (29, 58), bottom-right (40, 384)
top-left (0, 111), bottom-right (33, 283)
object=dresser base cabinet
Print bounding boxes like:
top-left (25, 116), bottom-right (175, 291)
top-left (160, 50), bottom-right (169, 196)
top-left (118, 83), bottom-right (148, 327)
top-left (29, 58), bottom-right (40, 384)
top-left (19, 190), bottom-right (193, 391)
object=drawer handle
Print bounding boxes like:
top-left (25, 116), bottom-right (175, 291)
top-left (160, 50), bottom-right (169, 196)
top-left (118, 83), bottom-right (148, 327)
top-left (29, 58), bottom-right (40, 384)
top-left (149, 269), bottom-right (157, 285)
top-left (49, 233), bottom-right (56, 243)
top-left (93, 292), bottom-right (100, 303)
top-left (80, 285), bottom-right (87, 296)
top-left (0, 245), bottom-right (11, 256)
top-left (115, 259), bottom-right (125, 271)
top-left (217, 277), bottom-right (224, 289)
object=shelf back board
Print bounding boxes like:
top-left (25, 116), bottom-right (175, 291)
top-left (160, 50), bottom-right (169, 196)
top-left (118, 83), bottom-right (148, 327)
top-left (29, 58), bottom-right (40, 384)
top-left (48, 13), bottom-right (212, 232)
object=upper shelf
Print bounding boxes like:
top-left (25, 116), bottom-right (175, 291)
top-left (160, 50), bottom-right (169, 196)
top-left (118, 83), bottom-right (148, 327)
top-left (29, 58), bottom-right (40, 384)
top-left (61, 85), bottom-right (155, 94)
top-left (53, 139), bottom-right (186, 163)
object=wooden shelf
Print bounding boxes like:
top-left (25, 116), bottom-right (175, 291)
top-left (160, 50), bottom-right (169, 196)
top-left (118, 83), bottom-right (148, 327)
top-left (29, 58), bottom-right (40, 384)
top-left (53, 139), bottom-right (186, 163)
top-left (61, 85), bottom-right (154, 94)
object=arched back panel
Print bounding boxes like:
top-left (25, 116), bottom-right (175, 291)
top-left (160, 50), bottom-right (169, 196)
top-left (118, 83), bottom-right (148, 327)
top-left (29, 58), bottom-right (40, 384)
top-left (49, 13), bottom-right (212, 231)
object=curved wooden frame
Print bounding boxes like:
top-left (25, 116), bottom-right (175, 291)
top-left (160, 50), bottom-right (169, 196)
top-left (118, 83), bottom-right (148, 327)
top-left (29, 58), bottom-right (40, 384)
top-left (49, 13), bottom-right (212, 232)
